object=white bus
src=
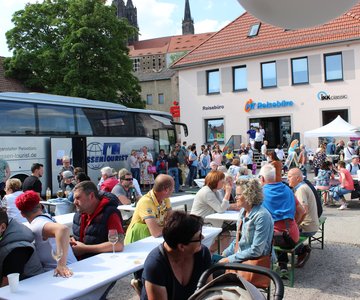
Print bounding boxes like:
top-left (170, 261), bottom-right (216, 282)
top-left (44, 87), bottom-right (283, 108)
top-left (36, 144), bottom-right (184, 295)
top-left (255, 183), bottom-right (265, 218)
top-left (0, 92), bottom-right (187, 196)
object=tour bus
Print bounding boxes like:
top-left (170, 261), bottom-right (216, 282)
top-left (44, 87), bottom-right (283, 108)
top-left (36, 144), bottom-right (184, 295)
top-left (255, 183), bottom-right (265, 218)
top-left (0, 92), bottom-right (187, 196)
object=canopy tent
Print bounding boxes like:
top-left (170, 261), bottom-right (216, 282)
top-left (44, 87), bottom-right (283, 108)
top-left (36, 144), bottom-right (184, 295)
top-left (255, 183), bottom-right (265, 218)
top-left (304, 115), bottom-right (360, 138)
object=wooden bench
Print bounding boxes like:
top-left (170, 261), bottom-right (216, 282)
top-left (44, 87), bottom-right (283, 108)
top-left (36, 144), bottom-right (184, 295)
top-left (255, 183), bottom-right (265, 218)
top-left (273, 236), bottom-right (308, 287)
top-left (308, 216), bottom-right (327, 249)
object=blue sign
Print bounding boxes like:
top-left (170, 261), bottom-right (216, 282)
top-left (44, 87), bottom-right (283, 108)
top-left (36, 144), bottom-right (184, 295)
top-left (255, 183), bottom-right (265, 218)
top-left (87, 142), bottom-right (128, 170)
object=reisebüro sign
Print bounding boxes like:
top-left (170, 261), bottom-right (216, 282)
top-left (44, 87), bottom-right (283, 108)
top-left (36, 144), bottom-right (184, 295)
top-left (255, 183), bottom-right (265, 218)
top-left (244, 99), bottom-right (294, 112)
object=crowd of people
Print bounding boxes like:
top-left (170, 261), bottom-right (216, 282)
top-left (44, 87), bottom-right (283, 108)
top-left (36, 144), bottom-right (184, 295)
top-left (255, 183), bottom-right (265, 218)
top-left (0, 136), bottom-right (359, 299)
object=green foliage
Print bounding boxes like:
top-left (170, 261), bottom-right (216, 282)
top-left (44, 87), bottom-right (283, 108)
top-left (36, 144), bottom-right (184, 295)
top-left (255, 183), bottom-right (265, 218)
top-left (4, 0), bottom-right (144, 108)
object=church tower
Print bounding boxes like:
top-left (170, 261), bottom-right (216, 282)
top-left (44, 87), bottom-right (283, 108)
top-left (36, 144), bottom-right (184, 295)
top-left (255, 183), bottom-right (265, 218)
top-left (112, 0), bottom-right (139, 43)
top-left (182, 0), bottom-right (194, 35)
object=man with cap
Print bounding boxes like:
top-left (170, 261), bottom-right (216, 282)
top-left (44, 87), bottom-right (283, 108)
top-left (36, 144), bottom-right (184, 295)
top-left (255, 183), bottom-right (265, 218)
top-left (70, 181), bottom-right (124, 259)
top-left (60, 170), bottom-right (76, 195)
top-left (346, 155), bottom-right (360, 175)
top-left (15, 190), bottom-right (76, 277)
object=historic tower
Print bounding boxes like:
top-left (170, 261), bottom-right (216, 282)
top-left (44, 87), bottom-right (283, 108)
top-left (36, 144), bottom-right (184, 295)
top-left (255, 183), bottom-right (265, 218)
top-left (182, 0), bottom-right (195, 35)
top-left (112, 0), bottom-right (139, 43)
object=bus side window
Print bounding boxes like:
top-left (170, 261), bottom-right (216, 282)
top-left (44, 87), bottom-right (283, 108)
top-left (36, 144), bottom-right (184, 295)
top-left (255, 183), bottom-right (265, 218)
top-left (0, 101), bottom-right (36, 135)
top-left (80, 108), bottom-right (107, 136)
top-left (107, 111), bottom-right (135, 137)
top-left (38, 104), bottom-right (75, 135)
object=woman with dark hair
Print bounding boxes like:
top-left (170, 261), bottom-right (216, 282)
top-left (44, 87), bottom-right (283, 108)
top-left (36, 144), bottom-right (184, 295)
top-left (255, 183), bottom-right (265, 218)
top-left (266, 150), bottom-right (283, 182)
top-left (190, 170), bottom-right (232, 219)
top-left (141, 211), bottom-right (211, 300)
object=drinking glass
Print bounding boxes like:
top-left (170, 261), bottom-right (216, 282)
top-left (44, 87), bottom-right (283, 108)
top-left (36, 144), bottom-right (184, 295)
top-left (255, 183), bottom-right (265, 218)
top-left (108, 229), bottom-right (118, 257)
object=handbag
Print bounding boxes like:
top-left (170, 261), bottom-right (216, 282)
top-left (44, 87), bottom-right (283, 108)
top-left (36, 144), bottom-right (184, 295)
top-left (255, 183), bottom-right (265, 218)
top-left (226, 218), bottom-right (271, 288)
top-left (147, 165), bottom-right (157, 174)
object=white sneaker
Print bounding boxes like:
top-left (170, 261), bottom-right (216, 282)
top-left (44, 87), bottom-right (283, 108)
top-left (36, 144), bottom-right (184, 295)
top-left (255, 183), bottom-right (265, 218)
top-left (338, 203), bottom-right (348, 210)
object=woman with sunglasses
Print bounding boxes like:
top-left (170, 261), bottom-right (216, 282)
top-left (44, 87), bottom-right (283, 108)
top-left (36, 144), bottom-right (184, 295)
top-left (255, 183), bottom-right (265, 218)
top-left (141, 211), bottom-right (211, 300)
top-left (220, 179), bottom-right (273, 264)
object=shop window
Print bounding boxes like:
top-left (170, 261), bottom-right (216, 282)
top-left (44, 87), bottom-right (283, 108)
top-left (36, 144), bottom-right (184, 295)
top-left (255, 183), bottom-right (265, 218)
top-left (291, 57), bottom-right (309, 85)
top-left (205, 118), bottom-right (225, 144)
top-left (158, 93), bottom-right (164, 104)
top-left (261, 61), bottom-right (277, 88)
top-left (206, 69), bottom-right (220, 94)
top-left (146, 94), bottom-right (153, 105)
top-left (324, 52), bottom-right (343, 81)
top-left (233, 65), bottom-right (247, 91)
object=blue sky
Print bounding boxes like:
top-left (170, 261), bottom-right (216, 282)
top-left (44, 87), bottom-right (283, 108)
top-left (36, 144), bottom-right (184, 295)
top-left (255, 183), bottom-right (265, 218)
top-left (0, 0), bottom-right (244, 57)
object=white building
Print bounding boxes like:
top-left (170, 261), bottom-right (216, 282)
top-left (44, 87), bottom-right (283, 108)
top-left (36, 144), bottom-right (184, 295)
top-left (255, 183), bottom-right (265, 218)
top-left (172, 4), bottom-right (360, 151)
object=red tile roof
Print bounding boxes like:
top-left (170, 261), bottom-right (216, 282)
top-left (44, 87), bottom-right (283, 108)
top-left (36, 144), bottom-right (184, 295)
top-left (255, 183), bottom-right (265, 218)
top-left (173, 3), bottom-right (360, 68)
top-left (0, 57), bottom-right (29, 92)
top-left (129, 32), bottom-right (214, 57)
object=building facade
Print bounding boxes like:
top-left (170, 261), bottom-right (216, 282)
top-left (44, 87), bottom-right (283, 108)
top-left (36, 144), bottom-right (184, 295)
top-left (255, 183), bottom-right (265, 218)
top-left (173, 5), bottom-right (360, 150)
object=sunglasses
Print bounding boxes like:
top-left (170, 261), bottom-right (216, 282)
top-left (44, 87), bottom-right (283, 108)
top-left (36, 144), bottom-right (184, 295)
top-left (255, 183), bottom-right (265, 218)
top-left (122, 178), bottom-right (133, 181)
top-left (187, 232), bottom-right (203, 244)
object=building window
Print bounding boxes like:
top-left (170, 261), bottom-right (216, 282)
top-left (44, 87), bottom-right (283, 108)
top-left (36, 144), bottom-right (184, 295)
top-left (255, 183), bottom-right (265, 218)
top-left (291, 57), bottom-right (309, 85)
top-left (133, 58), bottom-right (140, 72)
top-left (324, 52), bottom-right (343, 81)
top-left (158, 93), bottom-right (164, 104)
top-left (205, 118), bottom-right (225, 144)
top-left (146, 94), bottom-right (153, 105)
top-left (206, 69), bottom-right (220, 94)
top-left (248, 23), bottom-right (261, 37)
top-left (261, 61), bottom-right (277, 88)
top-left (233, 65), bottom-right (247, 91)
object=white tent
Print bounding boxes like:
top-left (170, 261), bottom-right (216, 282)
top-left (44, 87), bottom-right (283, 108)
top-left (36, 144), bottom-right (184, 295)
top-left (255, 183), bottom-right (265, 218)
top-left (304, 115), bottom-right (360, 137)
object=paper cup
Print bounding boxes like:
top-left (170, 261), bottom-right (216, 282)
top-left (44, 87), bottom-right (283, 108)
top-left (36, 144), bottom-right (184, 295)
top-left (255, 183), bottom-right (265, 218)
top-left (7, 273), bottom-right (19, 293)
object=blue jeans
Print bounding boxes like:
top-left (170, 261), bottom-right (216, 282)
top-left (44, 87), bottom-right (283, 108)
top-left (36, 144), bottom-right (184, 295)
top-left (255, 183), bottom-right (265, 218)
top-left (168, 167), bottom-right (180, 192)
top-left (187, 165), bottom-right (197, 187)
top-left (329, 185), bottom-right (352, 201)
top-left (131, 168), bottom-right (140, 183)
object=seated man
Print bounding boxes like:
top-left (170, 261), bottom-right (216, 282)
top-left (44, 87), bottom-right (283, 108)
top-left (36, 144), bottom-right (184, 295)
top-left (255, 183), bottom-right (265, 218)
top-left (330, 161), bottom-right (354, 210)
top-left (15, 191), bottom-right (76, 277)
top-left (124, 174), bottom-right (174, 245)
top-left (71, 181), bottom-right (124, 259)
top-left (259, 164), bottom-right (299, 274)
top-left (288, 168), bottom-right (319, 268)
top-left (99, 166), bottom-right (119, 193)
top-left (0, 209), bottom-right (43, 286)
top-left (346, 155), bottom-right (360, 175)
top-left (111, 169), bottom-right (141, 205)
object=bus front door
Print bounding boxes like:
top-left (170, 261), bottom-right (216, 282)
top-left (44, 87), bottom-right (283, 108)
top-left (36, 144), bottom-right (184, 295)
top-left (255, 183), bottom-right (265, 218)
top-left (50, 137), bottom-right (87, 191)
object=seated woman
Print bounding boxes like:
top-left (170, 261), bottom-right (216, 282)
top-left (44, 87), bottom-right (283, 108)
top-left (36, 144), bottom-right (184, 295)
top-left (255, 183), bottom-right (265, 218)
top-left (141, 211), bottom-right (211, 300)
top-left (329, 161), bottom-right (354, 210)
top-left (190, 171), bottom-right (233, 220)
top-left (220, 179), bottom-right (273, 262)
top-left (227, 158), bottom-right (241, 178)
top-left (0, 209), bottom-right (43, 287)
top-left (236, 166), bottom-right (253, 180)
top-left (315, 161), bottom-right (334, 205)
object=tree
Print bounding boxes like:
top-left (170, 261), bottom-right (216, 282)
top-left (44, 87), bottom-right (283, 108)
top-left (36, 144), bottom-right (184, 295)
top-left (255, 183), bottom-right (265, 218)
top-left (4, 0), bottom-right (144, 108)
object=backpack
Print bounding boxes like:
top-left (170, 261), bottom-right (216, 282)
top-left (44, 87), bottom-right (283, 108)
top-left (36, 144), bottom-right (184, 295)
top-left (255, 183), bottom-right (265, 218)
top-left (304, 179), bottom-right (323, 218)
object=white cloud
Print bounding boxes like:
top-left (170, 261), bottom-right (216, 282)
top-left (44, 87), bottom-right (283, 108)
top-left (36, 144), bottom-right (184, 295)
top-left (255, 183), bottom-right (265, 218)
top-left (195, 19), bottom-right (231, 34)
top-left (132, 0), bottom-right (178, 39)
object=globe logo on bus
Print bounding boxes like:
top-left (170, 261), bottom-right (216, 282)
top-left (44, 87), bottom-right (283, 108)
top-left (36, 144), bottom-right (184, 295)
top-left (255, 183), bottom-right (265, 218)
top-left (87, 142), bottom-right (105, 170)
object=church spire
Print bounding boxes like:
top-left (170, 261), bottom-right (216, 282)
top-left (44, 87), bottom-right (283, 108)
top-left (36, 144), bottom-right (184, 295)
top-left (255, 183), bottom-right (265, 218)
top-left (182, 0), bottom-right (194, 35)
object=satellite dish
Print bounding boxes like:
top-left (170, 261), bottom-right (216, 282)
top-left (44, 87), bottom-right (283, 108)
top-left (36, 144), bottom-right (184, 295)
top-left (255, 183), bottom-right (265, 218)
top-left (237, 0), bottom-right (359, 29)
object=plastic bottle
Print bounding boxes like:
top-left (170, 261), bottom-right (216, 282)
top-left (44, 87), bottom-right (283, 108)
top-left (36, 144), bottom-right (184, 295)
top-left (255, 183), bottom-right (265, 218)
top-left (130, 188), bottom-right (136, 207)
top-left (46, 187), bottom-right (51, 201)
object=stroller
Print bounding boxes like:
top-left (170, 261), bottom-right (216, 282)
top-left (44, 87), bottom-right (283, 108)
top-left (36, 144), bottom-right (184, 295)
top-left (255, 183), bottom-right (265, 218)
top-left (189, 263), bottom-right (284, 300)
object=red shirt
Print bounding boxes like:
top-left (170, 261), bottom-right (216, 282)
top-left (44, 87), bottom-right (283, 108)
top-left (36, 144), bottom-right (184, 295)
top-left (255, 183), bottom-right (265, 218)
top-left (100, 177), bottom-right (119, 193)
top-left (339, 168), bottom-right (354, 191)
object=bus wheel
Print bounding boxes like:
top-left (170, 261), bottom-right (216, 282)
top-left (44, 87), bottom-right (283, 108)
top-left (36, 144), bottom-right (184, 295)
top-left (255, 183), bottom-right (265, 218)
top-left (12, 174), bottom-right (28, 183)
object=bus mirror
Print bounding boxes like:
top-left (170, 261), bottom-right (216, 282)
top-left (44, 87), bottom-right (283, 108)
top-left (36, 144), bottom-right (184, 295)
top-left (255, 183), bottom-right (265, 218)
top-left (170, 121), bottom-right (188, 137)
